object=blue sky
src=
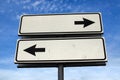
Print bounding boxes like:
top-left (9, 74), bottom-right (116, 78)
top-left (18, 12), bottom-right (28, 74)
top-left (0, 0), bottom-right (120, 80)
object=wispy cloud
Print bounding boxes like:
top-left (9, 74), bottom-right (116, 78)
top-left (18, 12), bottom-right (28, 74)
top-left (32, 0), bottom-right (42, 7)
top-left (0, 58), bottom-right (12, 65)
top-left (22, 0), bottom-right (31, 4)
top-left (7, 0), bottom-right (31, 4)
top-left (0, 68), bottom-right (57, 80)
top-left (105, 33), bottom-right (120, 58)
top-left (65, 64), bottom-right (120, 80)
top-left (16, 13), bottom-right (27, 20)
top-left (1, 0), bottom-right (113, 22)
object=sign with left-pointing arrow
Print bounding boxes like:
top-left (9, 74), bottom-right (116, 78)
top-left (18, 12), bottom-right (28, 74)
top-left (19, 13), bottom-right (103, 36)
top-left (15, 38), bottom-right (107, 64)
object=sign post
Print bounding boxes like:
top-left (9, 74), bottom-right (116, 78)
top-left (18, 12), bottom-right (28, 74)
top-left (58, 64), bottom-right (64, 80)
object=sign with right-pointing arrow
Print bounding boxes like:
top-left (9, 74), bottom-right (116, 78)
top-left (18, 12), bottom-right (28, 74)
top-left (19, 13), bottom-right (103, 36)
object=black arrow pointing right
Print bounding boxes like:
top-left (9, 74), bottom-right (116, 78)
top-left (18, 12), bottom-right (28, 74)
top-left (24, 44), bottom-right (45, 56)
top-left (74, 18), bottom-right (95, 28)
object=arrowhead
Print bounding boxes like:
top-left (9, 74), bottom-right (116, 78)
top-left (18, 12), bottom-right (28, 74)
top-left (24, 45), bottom-right (36, 56)
top-left (83, 18), bottom-right (95, 28)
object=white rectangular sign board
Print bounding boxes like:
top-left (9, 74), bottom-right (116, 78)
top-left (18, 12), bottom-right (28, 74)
top-left (15, 38), bottom-right (106, 64)
top-left (19, 13), bottom-right (103, 35)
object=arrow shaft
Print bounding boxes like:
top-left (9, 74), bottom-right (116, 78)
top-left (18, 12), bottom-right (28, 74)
top-left (74, 21), bottom-right (84, 25)
top-left (35, 48), bottom-right (45, 52)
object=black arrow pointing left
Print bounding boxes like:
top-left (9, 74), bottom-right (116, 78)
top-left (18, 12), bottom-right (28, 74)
top-left (24, 44), bottom-right (45, 56)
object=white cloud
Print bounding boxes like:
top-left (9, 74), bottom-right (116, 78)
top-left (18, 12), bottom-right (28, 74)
top-left (0, 58), bottom-right (12, 65)
top-left (16, 13), bottom-right (27, 20)
top-left (16, 15), bottom-right (21, 20)
top-left (0, 68), bottom-right (57, 80)
top-left (63, 56), bottom-right (120, 80)
top-left (108, 57), bottom-right (120, 67)
top-left (0, 60), bottom-right (120, 80)
top-left (105, 33), bottom-right (120, 57)
top-left (65, 65), bottom-right (120, 80)
top-left (6, 0), bottom-right (11, 3)
top-left (2, 0), bottom-right (97, 18)
top-left (22, 0), bottom-right (86, 13)
top-left (22, 0), bottom-right (31, 4)
top-left (0, 9), bottom-right (5, 13)
top-left (9, 0), bottom-right (31, 5)
top-left (32, 0), bottom-right (43, 7)
top-left (23, 5), bottom-right (31, 10)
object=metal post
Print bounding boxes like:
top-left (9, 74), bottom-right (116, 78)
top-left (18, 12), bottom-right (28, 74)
top-left (58, 64), bottom-right (64, 80)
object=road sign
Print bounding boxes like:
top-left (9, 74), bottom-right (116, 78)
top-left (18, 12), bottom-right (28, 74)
top-left (19, 13), bottom-right (103, 36)
top-left (15, 37), bottom-right (107, 64)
